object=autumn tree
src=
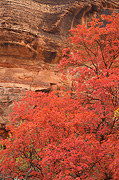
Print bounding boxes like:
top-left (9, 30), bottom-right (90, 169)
top-left (58, 13), bottom-right (119, 141)
top-left (0, 14), bottom-right (119, 179)
top-left (0, 91), bottom-right (118, 179)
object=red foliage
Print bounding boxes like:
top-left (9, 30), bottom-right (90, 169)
top-left (58, 13), bottom-right (119, 120)
top-left (0, 14), bottom-right (119, 179)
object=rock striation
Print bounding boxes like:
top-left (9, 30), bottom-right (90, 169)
top-left (0, 0), bottom-right (119, 128)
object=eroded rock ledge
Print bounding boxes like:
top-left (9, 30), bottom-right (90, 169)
top-left (0, 0), bottom-right (119, 126)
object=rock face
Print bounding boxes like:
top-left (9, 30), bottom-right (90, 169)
top-left (0, 0), bottom-right (119, 126)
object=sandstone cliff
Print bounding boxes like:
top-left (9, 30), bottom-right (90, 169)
top-left (0, 0), bottom-right (119, 129)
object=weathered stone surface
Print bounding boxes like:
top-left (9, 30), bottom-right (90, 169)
top-left (0, 123), bottom-right (9, 139)
top-left (0, 0), bottom-right (119, 127)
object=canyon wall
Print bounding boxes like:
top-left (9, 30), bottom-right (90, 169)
top-left (0, 0), bottom-right (119, 135)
